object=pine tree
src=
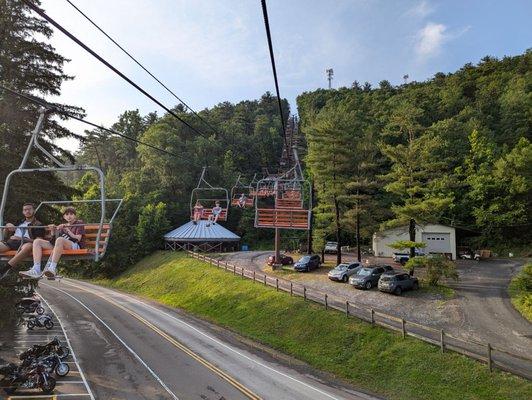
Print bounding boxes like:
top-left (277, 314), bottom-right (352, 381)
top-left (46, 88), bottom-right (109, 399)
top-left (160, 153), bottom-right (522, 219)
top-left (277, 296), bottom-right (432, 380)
top-left (0, 0), bottom-right (83, 220)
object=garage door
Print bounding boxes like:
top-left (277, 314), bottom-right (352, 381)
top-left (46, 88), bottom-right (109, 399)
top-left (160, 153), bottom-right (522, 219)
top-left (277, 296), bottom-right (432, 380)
top-left (422, 233), bottom-right (451, 255)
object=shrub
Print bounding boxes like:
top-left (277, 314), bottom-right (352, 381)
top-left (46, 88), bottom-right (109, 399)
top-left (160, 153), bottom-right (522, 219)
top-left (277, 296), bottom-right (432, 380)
top-left (405, 255), bottom-right (459, 286)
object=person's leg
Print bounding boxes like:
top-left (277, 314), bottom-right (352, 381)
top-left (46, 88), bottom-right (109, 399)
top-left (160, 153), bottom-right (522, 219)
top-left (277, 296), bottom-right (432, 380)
top-left (0, 242), bottom-right (8, 253)
top-left (8, 243), bottom-right (32, 268)
top-left (21, 239), bottom-right (53, 277)
top-left (44, 238), bottom-right (73, 277)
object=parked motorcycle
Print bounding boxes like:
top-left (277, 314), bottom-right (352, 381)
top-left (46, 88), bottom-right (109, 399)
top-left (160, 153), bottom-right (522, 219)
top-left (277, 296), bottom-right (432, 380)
top-left (19, 337), bottom-right (70, 361)
top-left (16, 298), bottom-right (44, 315)
top-left (0, 362), bottom-right (56, 394)
top-left (26, 314), bottom-right (54, 330)
top-left (38, 354), bottom-right (70, 377)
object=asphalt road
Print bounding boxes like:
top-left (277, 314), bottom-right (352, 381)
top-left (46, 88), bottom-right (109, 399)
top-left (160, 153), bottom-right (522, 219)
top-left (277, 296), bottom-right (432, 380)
top-left (37, 279), bottom-right (378, 400)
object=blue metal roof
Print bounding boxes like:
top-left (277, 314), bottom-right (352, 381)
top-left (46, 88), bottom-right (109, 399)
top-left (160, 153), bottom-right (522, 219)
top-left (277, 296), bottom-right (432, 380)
top-left (164, 220), bottom-right (240, 242)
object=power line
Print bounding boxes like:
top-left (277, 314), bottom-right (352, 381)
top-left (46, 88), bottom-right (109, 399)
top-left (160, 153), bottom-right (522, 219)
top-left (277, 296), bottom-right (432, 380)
top-left (0, 84), bottom-right (179, 158)
top-left (22, 0), bottom-right (209, 140)
top-left (260, 0), bottom-right (289, 155)
top-left (64, 0), bottom-right (224, 139)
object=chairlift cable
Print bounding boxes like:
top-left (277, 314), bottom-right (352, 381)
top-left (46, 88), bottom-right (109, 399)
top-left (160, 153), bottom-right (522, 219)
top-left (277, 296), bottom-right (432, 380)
top-left (260, 0), bottom-right (289, 156)
top-left (64, 0), bottom-right (224, 139)
top-left (0, 85), bottom-right (179, 158)
top-left (22, 0), bottom-right (210, 140)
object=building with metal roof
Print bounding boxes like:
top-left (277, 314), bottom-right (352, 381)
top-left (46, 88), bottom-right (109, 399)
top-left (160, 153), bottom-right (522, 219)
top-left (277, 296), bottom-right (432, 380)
top-left (164, 220), bottom-right (240, 252)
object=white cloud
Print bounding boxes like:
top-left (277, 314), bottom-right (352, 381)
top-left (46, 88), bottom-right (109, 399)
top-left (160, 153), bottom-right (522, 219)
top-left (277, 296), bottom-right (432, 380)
top-left (415, 22), bottom-right (447, 58)
top-left (406, 0), bottom-right (434, 19)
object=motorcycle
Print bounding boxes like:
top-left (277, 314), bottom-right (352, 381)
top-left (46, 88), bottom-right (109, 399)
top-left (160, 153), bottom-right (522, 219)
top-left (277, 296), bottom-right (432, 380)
top-left (0, 362), bottom-right (56, 395)
top-left (20, 337), bottom-right (70, 361)
top-left (37, 353), bottom-right (70, 377)
top-left (26, 314), bottom-right (54, 330)
top-left (16, 298), bottom-right (44, 315)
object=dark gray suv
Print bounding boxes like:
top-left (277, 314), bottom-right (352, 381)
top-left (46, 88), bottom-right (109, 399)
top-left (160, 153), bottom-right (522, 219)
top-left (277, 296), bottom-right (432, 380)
top-left (294, 255), bottom-right (321, 272)
top-left (349, 265), bottom-right (393, 289)
top-left (378, 271), bottom-right (419, 295)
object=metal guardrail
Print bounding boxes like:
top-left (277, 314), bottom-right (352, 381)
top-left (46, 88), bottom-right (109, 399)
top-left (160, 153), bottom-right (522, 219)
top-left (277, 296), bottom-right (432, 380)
top-left (187, 251), bottom-right (532, 380)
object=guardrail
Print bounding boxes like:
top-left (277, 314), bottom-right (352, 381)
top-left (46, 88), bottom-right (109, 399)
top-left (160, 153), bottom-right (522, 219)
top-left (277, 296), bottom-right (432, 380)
top-left (188, 251), bottom-right (532, 380)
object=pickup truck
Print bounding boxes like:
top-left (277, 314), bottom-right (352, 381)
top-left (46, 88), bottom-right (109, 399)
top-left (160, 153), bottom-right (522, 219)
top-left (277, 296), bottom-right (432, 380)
top-left (392, 250), bottom-right (425, 265)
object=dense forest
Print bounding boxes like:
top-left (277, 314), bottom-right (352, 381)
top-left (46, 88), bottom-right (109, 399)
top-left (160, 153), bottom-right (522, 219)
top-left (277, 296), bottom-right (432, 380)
top-left (1, 1), bottom-right (530, 283)
top-left (298, 52), bottom-right (531, 254)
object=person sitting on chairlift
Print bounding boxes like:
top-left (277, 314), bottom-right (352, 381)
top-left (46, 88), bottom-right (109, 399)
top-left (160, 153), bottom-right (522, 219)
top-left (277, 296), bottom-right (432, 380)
top-left (20, 207), bottom-right (85, 279)
top-left (192, 201), bottom-right (204, 225)
top-left (238, 193), bottom-right (247, 208)
top-left (208, 201), bottom-right (223, 226)
top-left (0, 203), bottom-right (45, 280)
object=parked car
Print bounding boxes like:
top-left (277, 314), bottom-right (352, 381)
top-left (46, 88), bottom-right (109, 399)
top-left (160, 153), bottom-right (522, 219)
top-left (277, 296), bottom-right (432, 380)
top-left (378, 271), bottom-right (419, 295)
top-left (392, 250), bottom-right (425, 265)
top-left (327, 262), bottom-right (362, 282)
top-left (349, 265), bottom-right (393, 289)
top-left (267, 254), bottom-right (294, 266)
top-left (294, 255), bottom-right (321, 272)
top-left (324, 241), bottom-right (338, 254)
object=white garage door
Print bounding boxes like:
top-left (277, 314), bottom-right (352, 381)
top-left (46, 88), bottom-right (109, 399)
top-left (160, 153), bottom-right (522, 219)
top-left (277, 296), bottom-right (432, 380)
top-left (422, 233), bottom-right (451, 255)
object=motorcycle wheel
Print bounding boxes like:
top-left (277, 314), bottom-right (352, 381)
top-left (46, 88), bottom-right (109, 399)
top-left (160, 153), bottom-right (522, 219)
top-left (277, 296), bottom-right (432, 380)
top-left (57, 346), bottom-right (70, 360)
top-left (40, 376), bottom-right (56, 394)
top-left (27, 320), bottom-right (35, 330)
top-left (55, 362), bottom-right (70, 377)
top-left (44, 320), bottom-right (54, 330)
top-left (36, 306), bottom-right (45, 315)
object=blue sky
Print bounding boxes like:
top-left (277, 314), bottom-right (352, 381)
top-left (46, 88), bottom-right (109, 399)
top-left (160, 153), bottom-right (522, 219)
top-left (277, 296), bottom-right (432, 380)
top-left (39, 0), bottom-right (531, 150)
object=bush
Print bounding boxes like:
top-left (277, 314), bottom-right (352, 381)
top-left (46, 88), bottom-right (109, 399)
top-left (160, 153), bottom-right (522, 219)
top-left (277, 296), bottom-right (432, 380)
top-left (509, 264), bottom-right (532, 321)
top-left (405, 255), bottom-right (459, 286)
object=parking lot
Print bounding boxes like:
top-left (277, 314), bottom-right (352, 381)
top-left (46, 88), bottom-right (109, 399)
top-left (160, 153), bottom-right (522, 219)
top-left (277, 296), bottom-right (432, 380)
top-left (5, 295), bottom-right (94, 400)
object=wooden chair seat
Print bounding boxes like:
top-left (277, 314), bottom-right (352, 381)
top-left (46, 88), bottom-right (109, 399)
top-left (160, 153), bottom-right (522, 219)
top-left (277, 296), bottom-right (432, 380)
top-left (191, 208), bottom-right (228, 221)
top-left (231, 196), bottom-right (254, 207)
top-left (256, 209), bottom-right (310, 229)
top-left (0, 223), bottom-right (111, 261)
top-left (275, 198), bottom-right (303, 209)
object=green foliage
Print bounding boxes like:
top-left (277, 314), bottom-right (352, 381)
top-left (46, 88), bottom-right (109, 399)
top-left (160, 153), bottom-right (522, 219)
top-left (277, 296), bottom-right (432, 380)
top-left (388, 240), bottom-right (427, 250)
top-left (508, 264), bottom-right (532, 321)
top-left (405, 255), bottom-right (459, 286)
top-left (135, 202), bottom-right (171, 256)
top-left (95, 252), bottom-right (532, 400)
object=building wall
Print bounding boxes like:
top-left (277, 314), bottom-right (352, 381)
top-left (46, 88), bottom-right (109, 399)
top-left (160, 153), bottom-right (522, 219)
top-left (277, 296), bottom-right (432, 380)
top-left (373, 224), bottom-right (457, 260)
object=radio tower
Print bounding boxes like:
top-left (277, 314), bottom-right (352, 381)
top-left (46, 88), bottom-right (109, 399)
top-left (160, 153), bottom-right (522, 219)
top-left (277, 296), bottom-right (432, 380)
top-left (326, 68), bottom-right (334, 89)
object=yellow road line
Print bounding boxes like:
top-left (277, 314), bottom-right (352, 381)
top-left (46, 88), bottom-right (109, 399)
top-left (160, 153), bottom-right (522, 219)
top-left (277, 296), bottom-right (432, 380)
top-left (59, 281), bottom-right (261, 400)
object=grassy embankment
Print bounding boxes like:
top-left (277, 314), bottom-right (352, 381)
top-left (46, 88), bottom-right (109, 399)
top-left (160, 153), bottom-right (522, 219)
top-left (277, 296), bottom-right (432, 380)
top-left (509, 263), bottom-right (532, 321)
top-left (95, 251), bottom-right (531, 400)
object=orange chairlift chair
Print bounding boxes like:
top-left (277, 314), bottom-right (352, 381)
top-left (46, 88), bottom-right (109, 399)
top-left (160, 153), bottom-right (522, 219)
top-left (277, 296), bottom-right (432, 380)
top-left (190, 167), bottom-right (229, 222)
top-left (0, 108), bottom-right (123, 263)
top-left (230, 174), bottom-right (254, 208)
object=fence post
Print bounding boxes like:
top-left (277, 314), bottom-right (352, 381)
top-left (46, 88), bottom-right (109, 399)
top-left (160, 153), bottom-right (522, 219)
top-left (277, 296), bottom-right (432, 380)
top-left (290, 282), bottom-right (293, 296)
top-left (253, 271), bottom-right (255, 282)
top-left (401, 319), bottom-right (406, 338)
top-left (440, 330), bottom-right (445, 353)
top-left (276, 279), bottom-right (279, 291)
top-left (224, 261), bottom-right (228, 271)
top-left (324, 294), bottom-right (328, 310)
top-left (217, 259), bottom-right (220, 268)
top-left (487, 343), bottom-right (492, 372)
top-left (264, 275), bottom-right (267, 285)
top-left (241, 268), bottom-right (244, 279)
top-left (303, 287), bottom-right (307, 301)
top-left (233, 265), bottom-right (236, 275)
top-left (345, 300), bottom-right (349, 317)
top-left (370, 309), bottom-right (375, 325)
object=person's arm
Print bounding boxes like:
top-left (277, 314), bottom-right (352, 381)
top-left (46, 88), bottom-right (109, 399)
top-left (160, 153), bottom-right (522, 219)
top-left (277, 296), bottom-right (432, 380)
top-left (63, 226), bottom-right (83, 242)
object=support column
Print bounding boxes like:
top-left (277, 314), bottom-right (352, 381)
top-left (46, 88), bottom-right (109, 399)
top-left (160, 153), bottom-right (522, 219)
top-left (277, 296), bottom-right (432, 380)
top-left (274, 227), bottom-right (281, 269)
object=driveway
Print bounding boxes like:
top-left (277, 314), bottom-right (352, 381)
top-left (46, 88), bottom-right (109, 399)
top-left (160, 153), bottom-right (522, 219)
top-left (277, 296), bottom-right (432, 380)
top-left (217, 251), bottom-right (532, 358)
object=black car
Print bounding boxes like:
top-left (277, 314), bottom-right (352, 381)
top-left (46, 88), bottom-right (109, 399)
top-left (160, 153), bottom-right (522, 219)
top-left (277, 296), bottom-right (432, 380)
top-left (378, 271), bottom-right (419, 295)
top-left (294, 255), bottom-right (321, 272)
top-left (349, 265), bottom-right (393, 289)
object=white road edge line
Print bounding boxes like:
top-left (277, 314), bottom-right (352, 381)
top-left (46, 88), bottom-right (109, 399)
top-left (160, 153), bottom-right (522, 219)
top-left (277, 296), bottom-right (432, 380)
top-left (38, 293), bottom-right (95, 400)
top-left (66, 279), bottom-right (376, 400)
top-left (41, 283), bottom-right (180, 400)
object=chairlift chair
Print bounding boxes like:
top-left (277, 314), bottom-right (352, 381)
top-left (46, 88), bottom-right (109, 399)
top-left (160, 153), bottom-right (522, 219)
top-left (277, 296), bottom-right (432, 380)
top-left (0, 108), bottom-right (123, 263)
top-left (190, 167), bottom-right (229, 221)
top-left (230, 174), bottom-right (254, 208)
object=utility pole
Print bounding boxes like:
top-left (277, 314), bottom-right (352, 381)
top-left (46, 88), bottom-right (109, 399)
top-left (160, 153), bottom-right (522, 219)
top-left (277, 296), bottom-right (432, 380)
top-left (326, 68), bottom-right (334, 89)
top-left (403, 74), bottom-right (409, 85)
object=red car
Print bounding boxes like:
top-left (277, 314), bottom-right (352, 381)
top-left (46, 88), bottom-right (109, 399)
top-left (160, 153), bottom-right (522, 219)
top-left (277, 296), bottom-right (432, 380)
top-left (267, 254), bottom-right (294, 266)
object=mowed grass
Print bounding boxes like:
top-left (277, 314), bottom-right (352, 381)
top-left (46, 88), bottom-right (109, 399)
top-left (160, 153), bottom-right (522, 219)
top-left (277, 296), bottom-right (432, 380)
top-left (95, 251), bottom-right (531, 400)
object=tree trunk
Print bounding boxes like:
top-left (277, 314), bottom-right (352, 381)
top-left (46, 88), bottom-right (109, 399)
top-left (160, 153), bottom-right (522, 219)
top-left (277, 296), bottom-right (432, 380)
top-left (334, 196), bottom-right (341, 265)
top-left (409, 218), bottom-right (416, 276)
top-left (356, 210), bottom-right (361, 262)
top-left (307, 180), bottom-right (314, 254)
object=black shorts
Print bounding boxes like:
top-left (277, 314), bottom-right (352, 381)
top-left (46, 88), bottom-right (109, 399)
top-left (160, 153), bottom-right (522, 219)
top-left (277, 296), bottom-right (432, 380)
top-left (2, 239), bottom-right (23, 251)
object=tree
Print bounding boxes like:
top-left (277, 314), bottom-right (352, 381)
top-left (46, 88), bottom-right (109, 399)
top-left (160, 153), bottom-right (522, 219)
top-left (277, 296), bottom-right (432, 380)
top-left (404, 255), bottom-right (459, 286)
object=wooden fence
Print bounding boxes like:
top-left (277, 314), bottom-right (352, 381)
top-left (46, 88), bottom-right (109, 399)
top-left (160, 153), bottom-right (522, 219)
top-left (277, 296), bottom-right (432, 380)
top-left (188, 251), bottom-right (532, 380)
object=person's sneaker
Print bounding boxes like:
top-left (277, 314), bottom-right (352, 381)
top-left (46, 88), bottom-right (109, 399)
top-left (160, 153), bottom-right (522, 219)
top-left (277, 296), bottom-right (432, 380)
top-left (19, 268), bottom-right (42, 279)
top-left (43, 264), bottom-right (56, 279)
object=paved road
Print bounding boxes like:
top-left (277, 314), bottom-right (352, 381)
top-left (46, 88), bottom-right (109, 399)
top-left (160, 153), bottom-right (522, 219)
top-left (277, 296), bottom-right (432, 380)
top-left (37, 279), bottom-right (378, 400)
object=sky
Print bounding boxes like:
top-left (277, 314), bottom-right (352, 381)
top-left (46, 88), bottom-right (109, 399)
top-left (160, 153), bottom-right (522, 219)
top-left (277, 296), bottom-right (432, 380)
top-left (37, 0), bottom-right (532, 151)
